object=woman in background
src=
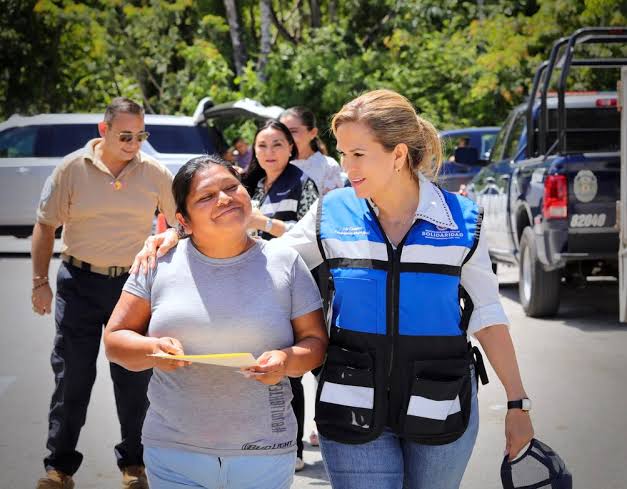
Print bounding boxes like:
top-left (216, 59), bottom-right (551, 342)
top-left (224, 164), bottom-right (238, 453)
top-left (280, 106), bottom-right (345, 196)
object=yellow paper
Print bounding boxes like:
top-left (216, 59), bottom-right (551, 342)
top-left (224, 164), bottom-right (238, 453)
top-left (148, 352), bottom-right (256, 368)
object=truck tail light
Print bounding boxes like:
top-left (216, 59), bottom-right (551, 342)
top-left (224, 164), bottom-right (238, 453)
top-left (595, 98), bottom-right (617, 108)
top-left (543, 174), bottom-right (568, 219)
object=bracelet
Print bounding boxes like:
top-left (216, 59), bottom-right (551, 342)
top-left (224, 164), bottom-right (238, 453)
top-left (33, 275), bottom-right (48, 281)
top-left (264, 218), bottom-right (273, 233)
top-left (32, 278), bottom-right (49, 290)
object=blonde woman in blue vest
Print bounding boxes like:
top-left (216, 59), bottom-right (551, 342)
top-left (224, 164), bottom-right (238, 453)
top-left (132, 89), bottom-right (533, 489)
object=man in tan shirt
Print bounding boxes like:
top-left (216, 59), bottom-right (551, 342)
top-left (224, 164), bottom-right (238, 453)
top-left (31, 98), bottom-right (176, 489)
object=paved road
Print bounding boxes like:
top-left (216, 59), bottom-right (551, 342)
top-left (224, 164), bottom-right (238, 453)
top-left (0, 252), bottom-right (625, 489)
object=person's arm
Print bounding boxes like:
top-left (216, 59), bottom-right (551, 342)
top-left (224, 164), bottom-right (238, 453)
top-left (461, 229), bottom-right (533, 459)
top-left (243, 308), bottom-right (328, 385)
top-left (32, 166), bottom-right (67, 315)
top-left (130, 198), bottom-right (325, 274)
top-left (248, 209), bottom-right (289, 237)
top-left (129, 228), bottom-right (180, 274)
top-left (277, 204), bottom-right (324, 270)
top-left (104, 291), bottom-right (190, 372)
top-left (474, 325), bottom-right (533, 459)
top-left (31, 222), bottom-right (56, 315)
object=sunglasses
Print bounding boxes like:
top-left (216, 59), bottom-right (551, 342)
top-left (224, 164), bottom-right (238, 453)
top-left (117, 131), bottom-right (150, 143)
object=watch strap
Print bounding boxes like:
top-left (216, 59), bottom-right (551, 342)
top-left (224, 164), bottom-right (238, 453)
top-left (507, 398), bottom-right (531, 411)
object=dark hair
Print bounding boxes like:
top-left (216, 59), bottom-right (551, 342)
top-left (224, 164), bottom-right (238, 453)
top-left (280, 106), bottom-right (322, 153)
top-left (241, 119), bottom-right (298, 195)
top-left (172, 154), bottom-right (241, 219)
top-left (104, 97), bottom-right (144, 125)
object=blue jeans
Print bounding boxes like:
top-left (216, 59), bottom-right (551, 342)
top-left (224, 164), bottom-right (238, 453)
top-left (144, 446), bottom-right (296, 489)
top-left (319, 371), bottom-right (479, 489)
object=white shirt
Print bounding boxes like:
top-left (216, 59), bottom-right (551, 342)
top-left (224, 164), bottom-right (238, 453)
top-left (290, 151), bottom-right (345, 195)
top-left (279, 174), bottom-right (509, 336)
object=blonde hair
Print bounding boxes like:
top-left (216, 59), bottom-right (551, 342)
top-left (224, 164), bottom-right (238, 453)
top-left (331, 89), bottom-right (443, 180)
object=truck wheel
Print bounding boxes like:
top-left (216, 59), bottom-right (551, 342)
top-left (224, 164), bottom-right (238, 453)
top-left (518, 227), bottom-right (561, 317)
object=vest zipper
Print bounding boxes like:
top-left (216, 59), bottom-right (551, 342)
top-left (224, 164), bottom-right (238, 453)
top-left (388, 236), bottom-right (408, 382)
top-left (365, 202), bottom-right (417, 389)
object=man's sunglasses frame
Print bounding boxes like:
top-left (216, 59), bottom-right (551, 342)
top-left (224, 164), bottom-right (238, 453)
top-left (117, 131), bottom-right (150, 143)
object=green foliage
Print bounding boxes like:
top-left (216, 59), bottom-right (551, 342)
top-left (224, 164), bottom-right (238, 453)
top-left (2, 0), bottom-right (625, 144)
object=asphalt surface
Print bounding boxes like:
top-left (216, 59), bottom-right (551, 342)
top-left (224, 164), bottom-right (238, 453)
top-left (0, 245), bottom-right (625, 489)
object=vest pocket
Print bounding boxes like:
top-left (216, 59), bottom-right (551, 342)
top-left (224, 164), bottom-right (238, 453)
top-left (401, 358), bottom-right (471, 443)
top-left (315, 345), bottom-right (376, 435)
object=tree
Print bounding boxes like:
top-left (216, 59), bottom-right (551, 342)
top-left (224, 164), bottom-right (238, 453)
top-left (223, 0), bottom-right (248, 76)
top-left (257, 0), bottom-right (273, 79)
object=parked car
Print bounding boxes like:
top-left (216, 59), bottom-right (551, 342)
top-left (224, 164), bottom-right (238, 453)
top-left (467, 27), bottom-right (625, 317)
top-left (0, 98), bottom-right (282, 237)
top-left (437, 127), bottom-right (499, 192)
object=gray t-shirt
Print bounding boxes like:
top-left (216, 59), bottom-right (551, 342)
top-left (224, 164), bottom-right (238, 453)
top-left (123, 238), bottom-right (322, 456)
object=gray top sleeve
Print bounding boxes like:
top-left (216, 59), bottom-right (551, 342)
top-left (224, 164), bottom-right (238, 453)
top-left (123, 267), bottom-right (155, 301)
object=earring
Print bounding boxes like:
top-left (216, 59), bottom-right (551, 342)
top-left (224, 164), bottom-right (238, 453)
top-left (396, 167), bottom-right (401, 174)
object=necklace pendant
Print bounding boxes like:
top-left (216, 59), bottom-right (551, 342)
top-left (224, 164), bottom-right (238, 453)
top-left (112, 180), bottom-right (122, 190)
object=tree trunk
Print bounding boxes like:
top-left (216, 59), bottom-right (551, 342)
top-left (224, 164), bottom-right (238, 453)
top-left (309, 0), bottom-right (321, 28)
top-left (329, 0), bottom-right (337, 23)
top-left (223, 0), bottom-right (248, 76)
top-left (257, 0), bottom-right (272, 80)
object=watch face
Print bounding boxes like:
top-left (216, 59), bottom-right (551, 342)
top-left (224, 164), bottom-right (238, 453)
top-left (522, 398), bottom-right (532, 411)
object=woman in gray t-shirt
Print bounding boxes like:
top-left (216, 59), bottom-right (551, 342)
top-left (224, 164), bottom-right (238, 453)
top-left (104, 155), bottom-right (328, 489)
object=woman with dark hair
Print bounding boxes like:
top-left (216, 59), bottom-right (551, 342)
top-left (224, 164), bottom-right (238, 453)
top-left (242, 120), bottom-right (319, 470)
top-left (243, 119), bottom-right (319, 240)
top-left (103, 155), bottom-right (327, 489)
top-left (280, 106), bottom-right (345, 196)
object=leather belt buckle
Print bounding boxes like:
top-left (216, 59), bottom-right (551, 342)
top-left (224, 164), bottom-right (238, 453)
top-left (108, 266), bottom-right (125, 278)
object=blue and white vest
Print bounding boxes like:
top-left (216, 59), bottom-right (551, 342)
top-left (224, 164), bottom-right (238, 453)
top-left (314, 186), bottom-right (487, 445)
top-left (258, 164), bottom-right (310, 240)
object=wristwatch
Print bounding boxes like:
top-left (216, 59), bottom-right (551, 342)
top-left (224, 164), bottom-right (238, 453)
top-left (507, 398), bottom-right (532, 412)
top-left (264, 218), bottom-right (273, 233)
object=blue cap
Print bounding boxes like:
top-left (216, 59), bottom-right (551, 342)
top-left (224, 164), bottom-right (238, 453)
top-left (501, 438), bottom-right (572, 489)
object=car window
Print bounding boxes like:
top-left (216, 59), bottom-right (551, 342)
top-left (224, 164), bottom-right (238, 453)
top-left (502, 113), bottom-right (525, 161)
top-left (489, 126), bottom-right (509, 163)
top-left (35, 124), bottom-right (100, 157)
top-left (145, 125), bottom-right (215, 154)
top-left (0, 126), bottom-right (38, 157)
top-left (481, 133), bottom-right (497, 158)
top-left (546, 107), bottom-right (620, 153)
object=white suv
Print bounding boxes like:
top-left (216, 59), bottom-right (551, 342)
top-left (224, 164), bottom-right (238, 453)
top-left (0, 98), bottom-right (282, 237)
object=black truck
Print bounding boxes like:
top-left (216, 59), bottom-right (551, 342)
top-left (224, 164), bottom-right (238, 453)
top-left (467, 27), bottom-right (626, 317)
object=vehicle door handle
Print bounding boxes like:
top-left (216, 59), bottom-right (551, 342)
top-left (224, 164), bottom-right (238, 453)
top-left (16, 167), bottom-right (30, 174)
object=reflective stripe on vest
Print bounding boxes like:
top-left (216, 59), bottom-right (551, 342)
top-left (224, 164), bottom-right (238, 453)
top-left (258, 164), bottom-right (309, 225)
top-left (318, 187), bottom-right (480, 338)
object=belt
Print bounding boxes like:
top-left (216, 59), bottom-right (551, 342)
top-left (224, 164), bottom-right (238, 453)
top-left (62, 254), bottom-right (130, 278)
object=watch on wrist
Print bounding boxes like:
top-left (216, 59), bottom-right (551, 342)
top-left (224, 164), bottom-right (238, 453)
top-left (264, 218), bottom-right (273, 233)
top-left (507, 398), bottom-right (532, 412)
